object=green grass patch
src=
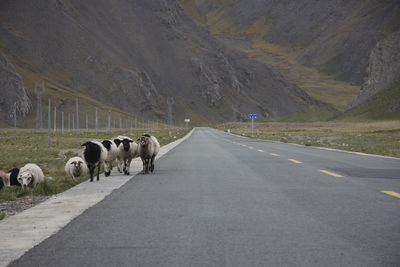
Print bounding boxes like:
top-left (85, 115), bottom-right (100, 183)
top-left (341, 79), bottom-right (400, 120)
top-left (218, 121), bottom-right (400, 158)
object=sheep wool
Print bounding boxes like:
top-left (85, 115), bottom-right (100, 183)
top-left (17, 163), bottom-right (45, 188)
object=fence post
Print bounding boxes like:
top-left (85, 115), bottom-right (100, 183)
top-left (68, 113), bottom-right (70, 131)
top-left (72, 114), bottom-right (75, 131)
top-left (54, 106), bottom-right (57, 133)
top-left (108, 110), bottom-right (111, 133)
top-left (13, 102), bottom-right (17, 134)
top-left (48, 99), bottom-right (51, 148)
top-left (62, 111), bottom-right (64, 134)
top-left (86, 113), bottom-right (88, 131)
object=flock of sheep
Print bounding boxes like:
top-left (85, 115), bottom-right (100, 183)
top-left (0, 133), bottom-right (160, 190)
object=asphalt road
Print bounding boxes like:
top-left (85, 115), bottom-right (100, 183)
top-left (11, 128), bottom-right (400, 267)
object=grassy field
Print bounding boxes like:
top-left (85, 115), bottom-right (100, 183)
top-left (0, 127), bottom-right (190, 203)
top-left (218, 121), bottom-right (400, 158)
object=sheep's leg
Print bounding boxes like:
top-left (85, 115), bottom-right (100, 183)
top-left (105, 161), bottom-right (111, 177)
top-left (97, 163), bottom-right (100, 181)
top-left (150, 155), bottom-right (155, 173)
top-left (89, 166), bottom-right (94, 182)
top-left (125, 158), bottom-right (132, 175)
top-left (145, 158), bottom-right (150, 174)
top-left (141, 158), bottom-right (146, 174)
top-left (117, 159), bottom-right (123, 173)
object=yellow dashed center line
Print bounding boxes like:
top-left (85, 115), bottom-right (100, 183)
top-left (319, 170), bottom-right (344, 178)
top-left (381, 191), bottom-right (400, 199)
top-left (248, 146), bottom-right (254, 150)
top-left (241, 144), bottom-right (247, 147)
top-left (288, 159), bottom-right (302, 164)
top-left (258, 149), bottom-right (264, 152)
top-left (270, 153), bottom-right (280, 156)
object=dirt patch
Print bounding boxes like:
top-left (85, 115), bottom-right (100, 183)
top-left (0, 195), bottom-right (49, 218)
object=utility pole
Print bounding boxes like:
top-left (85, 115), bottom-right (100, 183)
top-left (35, 82), bottom-right (45, 129)
top-left (13, 102), bottom-right (17, 134)
top-left (95, 107), bottom-right (98, 136)
top-left (76, 97), bottom-right (79, 136)
top-left (167, 97), bottom-right (174, 127)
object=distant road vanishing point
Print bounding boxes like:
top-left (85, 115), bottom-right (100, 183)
top-left (11, 128), bottom-right (400, 267)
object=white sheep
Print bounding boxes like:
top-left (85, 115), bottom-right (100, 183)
top-left (114, 136), bottom-right (137, 175)
top-left (17, 163), bottom-right (44, 188)
top-left (112, 136), bottom-right (129, 173)
top-left (81, 140), bottom-right (107, 182)
top-left (101, 140), bottom-right (118, 176)
top-left (137, 134), bottom-right (160, 174)
top-left (65, 156), bottom-right (88, 180)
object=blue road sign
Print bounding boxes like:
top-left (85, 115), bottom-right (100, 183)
top-left (248, 113), bottom-right (258, 119)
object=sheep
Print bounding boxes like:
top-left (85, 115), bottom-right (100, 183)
top-left (115, 137), bottom-right (137, 175)
top-left (137, 134), bottom-right (160, 174)
top-left (17, 163), bottom-right (44, 188)
top-left (0, 168), bottom-right (20, 187)
top-left (0, 170), bottom-right (10, 187)
top-left (81, 140), bottom-right (107, 182)
top-left (101, 140), bottom-right (118, 176)
top-left (65, 157), bottom-right (88, 180)
top-left (112, 136), bottom-right (129, 173)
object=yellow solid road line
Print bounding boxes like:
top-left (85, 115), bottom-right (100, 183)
top-left (381, 191), bottom-right (400, 199)
top-left (319, 170), bottom-right (344, 178)
top-left (288, 159), bottom-right (302, 164)
top-left (258, 149), bottom-right (264, 152)
top-left (270, 153), bottom-right (280, 156)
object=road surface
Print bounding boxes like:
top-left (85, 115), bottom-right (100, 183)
top-left (11, 128), bottom-right (400, 266)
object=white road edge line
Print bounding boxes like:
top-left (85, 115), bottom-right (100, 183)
top-left (0, 128), bottom-right (196, 267)
top-left (220, 129), bottom-right (400, 160)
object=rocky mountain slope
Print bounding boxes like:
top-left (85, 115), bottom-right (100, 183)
top-left (179, 0), bottom-right (400, 117)
top-left (0, 0), bottom-right (328, 126)
top-left (1, 0), bottom-right (398, 126)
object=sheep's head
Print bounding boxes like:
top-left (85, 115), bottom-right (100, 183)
top-left (71, 161), bottom-right (83, 169)
top-left (113, 139), bottom-right (122, 147)
top-left (18, 172), bottom-right (33, 188)
top-left (122, 139), bottom-right (133, 152)
top-left (138, 136), bottom-right (150, 147)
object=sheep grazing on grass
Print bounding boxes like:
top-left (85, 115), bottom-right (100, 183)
top-left (115, 137), bottom-right (137, 175)
top-left (65, 157), bottom-right (88, 180)
top-left (17, 163), bottom-right (44, 188)
top-left (81, 141), bottom-right (107, 182)
top-left (137, 134), bottom-right (160, 174)
top-left (0, 168), bottom-right (21, 187)
top-left (101, 140), bottom-right (118, 176)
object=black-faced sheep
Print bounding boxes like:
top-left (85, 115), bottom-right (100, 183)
top-left (137, 134), bottom-right (160, 174)
top-left (115, 137), bottom-right (137, 175)
top-left (112, 136), bottom-right (127, 173)
top-left (65, 156), bottom-right (88, 180)
top-left (101, 140), bottom-right (118, 176)
top-left (17, 163), bottom-right (44, 188)
top-left (81, 141), bottom-right (107, 182)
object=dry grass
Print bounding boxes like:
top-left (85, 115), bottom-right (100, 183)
top-left (218, 121), bottom-right (400, 158)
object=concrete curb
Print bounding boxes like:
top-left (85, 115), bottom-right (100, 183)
top-left (0, 128), bottom-right (195, 267)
